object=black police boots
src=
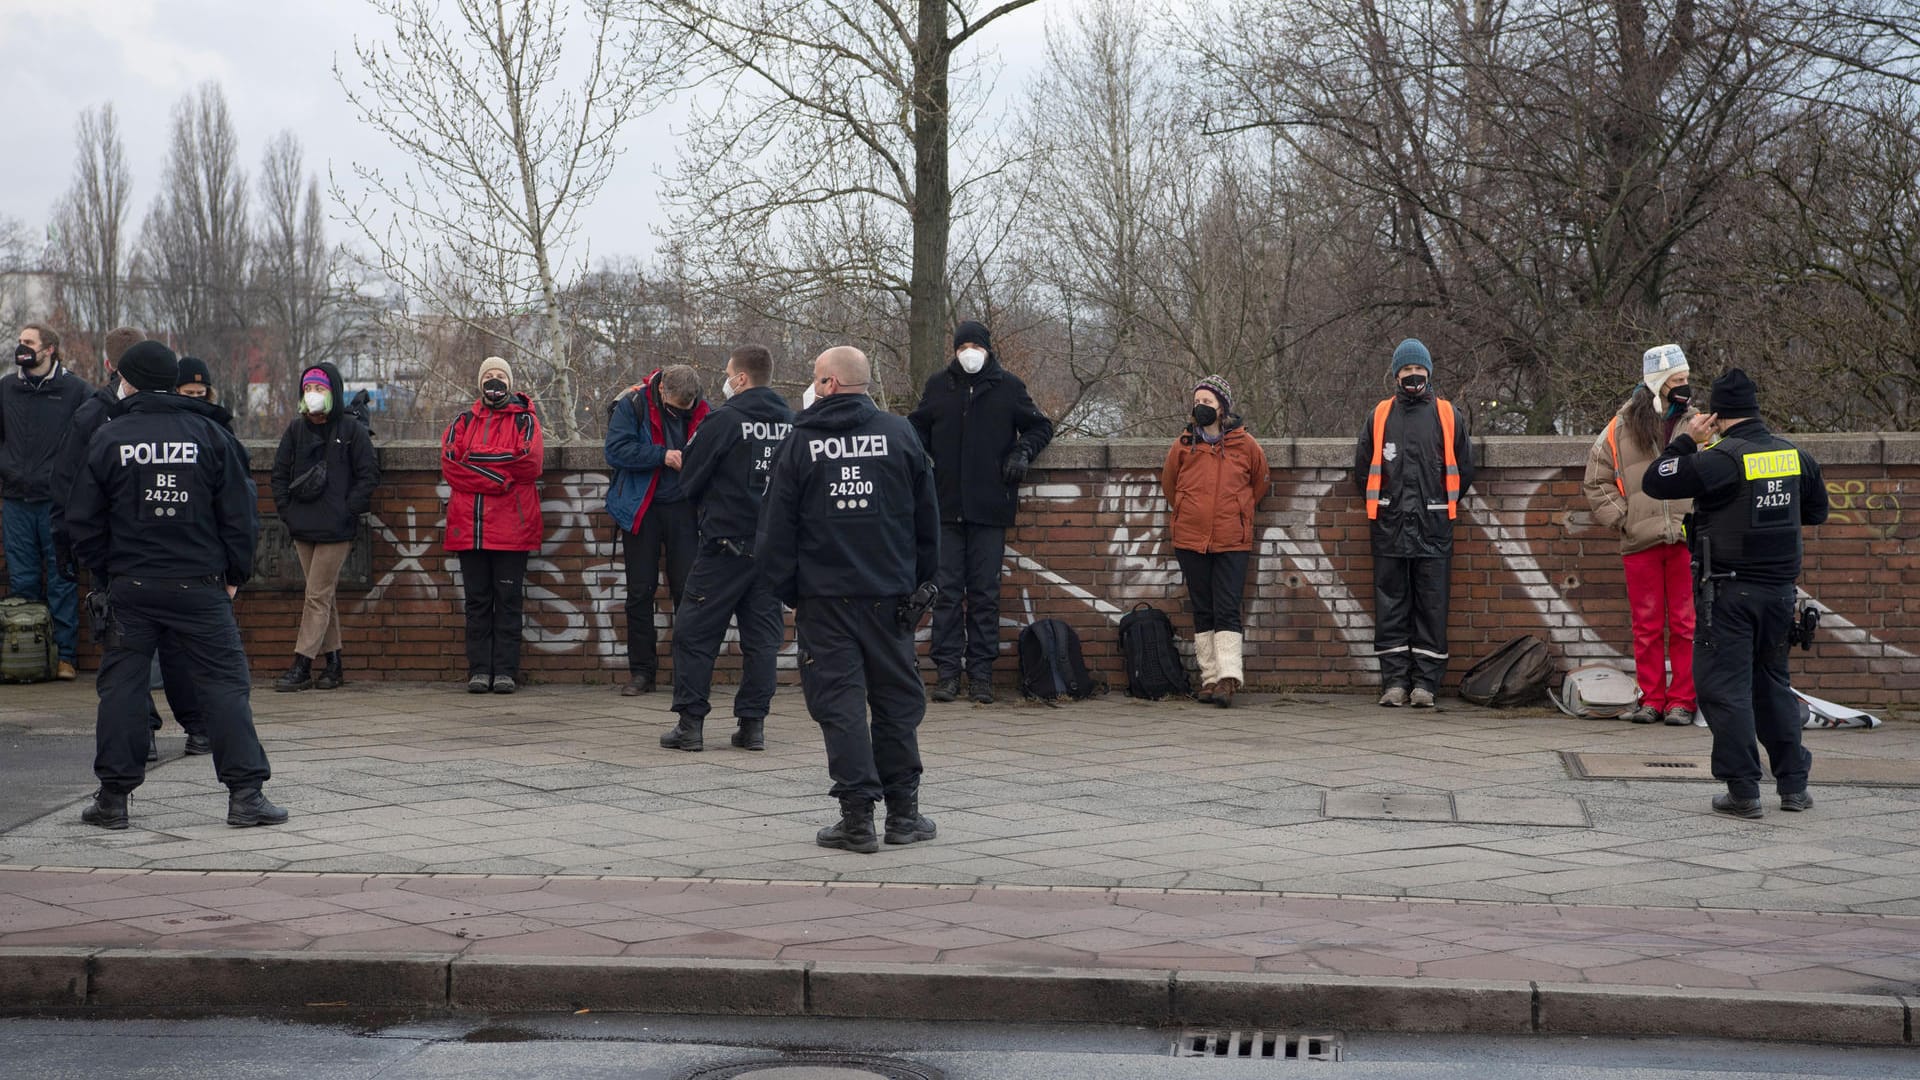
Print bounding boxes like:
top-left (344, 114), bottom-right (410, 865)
top-left (81, 789), bottom-right (129, 830)
top-left (313, 651), bottom-right (344, 691)
top-left (1711, 793), bottom-right (1764, 820)
top-left (730, 719), bottom-right (765, 751)
top-left (883, 794), bottom-right (936, 846)
top-left (228, 787), bottom-right (289, 827)
top-left (660, 716), bottom-right (703, 752)
top-left (274, 654), bottom-right (314, 693)
top-left (816, 797), bottom-right (880, 853)
top-left (184, 732), bottom-right (212, 756)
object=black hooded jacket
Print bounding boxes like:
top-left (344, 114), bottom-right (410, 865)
top-left (756, 392), bottom-right (939, 607)
top-left (270, 362), bottom-right (380, 543)
top-left (908, 352), bottom-right (1054, 527)
top-left (679, 385), bottom-right (794, 543)
top-left (1350, 389), bottom-right (1477, 558)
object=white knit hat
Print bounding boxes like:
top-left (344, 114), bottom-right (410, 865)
top-left (1642, 344), bottom-right (1688, 395)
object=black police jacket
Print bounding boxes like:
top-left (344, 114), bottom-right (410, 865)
top-left (756, 392), bottom-right (940, 607)
top-left (1350, 390), bottom-right (1477, 558)
top-left (66, 392), bottom-right (259, 587)
top-left (1641, 418), bottom-right (1828, 585)
top-left (908, 353), bottom-right (1054, 527)
top-left (0, 363), bottom-right (91, 502)
top-left (271, 363), bottom-right (380, 543)
top-left (679, 385), bottom-right (794, 544)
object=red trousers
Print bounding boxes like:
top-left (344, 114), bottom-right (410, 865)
top-left (1622, 542), bottom-right (1696, 710)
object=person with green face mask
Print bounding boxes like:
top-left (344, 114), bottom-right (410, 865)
top-left (269, 363), bottom-right (381, 693)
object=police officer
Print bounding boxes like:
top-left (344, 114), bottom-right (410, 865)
top-left (659, 345), bottom-right (795, 752)
top-left (757, 346), bottom-right (941, 852)
top-left (1642, 368), bottom-right (1827, 819)
top-left (64, 340), bottom-right (287, 830)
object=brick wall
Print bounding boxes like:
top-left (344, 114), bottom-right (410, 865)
top-left (15, 433), bottom-right (1918, 710)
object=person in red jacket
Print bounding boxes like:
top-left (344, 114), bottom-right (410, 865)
top-left (442, 356), bottom-right (545, 694)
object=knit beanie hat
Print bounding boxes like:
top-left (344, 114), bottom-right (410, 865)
top-left (1193, 374), bottom-right (1234, 416)
top-left (177, 356), bottom-right (213, 390)
top-left (1642, 343), bottom-right (1688, 396)
top-left (117, 340), bottom-right (178, 392)
top-left (1391, 339), bottom-right (1432, 378)
top-left (301, 366), bottom-right (330, 390)
top-left (952, 321), bottom-right (992, 352)
top-left (1709, 368), bottom-right (1760, 419)
top-left (478, 356), bottom-right (512, 389)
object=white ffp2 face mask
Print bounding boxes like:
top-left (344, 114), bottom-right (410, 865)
top-left (722, 374), bottom-right (737, 400)
top-left (957, 347), bottom-right (987, 374)
top-left (802, 384), bottom-right (817, 410)
top-left (303, 390), bottom-right (329, 414)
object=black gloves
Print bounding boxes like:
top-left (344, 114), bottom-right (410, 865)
top-left (1001, 449), bottom-right (1030, 486)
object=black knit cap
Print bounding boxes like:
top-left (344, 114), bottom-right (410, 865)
top-left (952, 320), bottom-right (992, 352)
top-left (1709, 368), bottom-right (1760, 419)
top-left (176, 355), bottom-right (212, 389)
top-left (118, 340), bottom-right (178, 392)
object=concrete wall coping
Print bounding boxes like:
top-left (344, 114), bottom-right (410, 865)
top-left (259, 433), bottom-right (1920, 473)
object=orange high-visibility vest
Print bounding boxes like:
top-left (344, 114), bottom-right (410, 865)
top-left (1604, 416), bottom-right (1626, 497)
top-left (1365, 397), bottom-right (1459, 520)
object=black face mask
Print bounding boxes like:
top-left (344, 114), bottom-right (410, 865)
top-left (1399, 374), bottom-right (1429, 397)
top-left (482, 378), bottom-right (509, 405)
top-left (1666, 385), bottom-right (1692, 411)
top-left (14, 344), bottom-right (35, 367)
top-left (1191, 403), bottom-right (1218, 428)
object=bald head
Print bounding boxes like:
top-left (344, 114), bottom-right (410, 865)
top-left (813, 346), bottom-right (871, 397)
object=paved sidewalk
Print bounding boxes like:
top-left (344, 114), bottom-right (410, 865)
top-left (1, 680), bottom-right (1916, 1033)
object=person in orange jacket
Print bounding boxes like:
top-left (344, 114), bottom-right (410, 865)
top-left (1160, 374), bottom-right (1269, 707)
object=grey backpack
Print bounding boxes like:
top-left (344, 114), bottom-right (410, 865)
top-left (1553, 664), bottom-right (1641, 719)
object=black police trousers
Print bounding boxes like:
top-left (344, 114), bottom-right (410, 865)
top-left (670, 546), bottom-right (784, 723)
top-left (146, 639), bottom-right (206, 737)
top-left (797, 596), bottom-right (924, 805)
top-left (96, 577), bottom-right (270, 795)
top-left (1174, 548), bottom-right (1251, 634)
top-left (931, 522), bottom-right (1005, 682)
top-left (458, 550), bottom-right (528, 679)
top-left (1373, 554), bottom-right (1451, 692)
top-left (622, 501), bottom-right (697, 679)
top-left (1696, 579), bottom-right (1810, 800)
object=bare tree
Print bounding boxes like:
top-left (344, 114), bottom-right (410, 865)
top-left (51, 104), bottom-right (132, 363)
top-left (609, 0), bottom-right (1040, 396)
top-left (333, 0), bottom-right (659, 438)
top-left (254, 131), bottom-right (347, 394)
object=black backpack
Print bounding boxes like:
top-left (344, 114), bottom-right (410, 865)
top-left (1118, 603), bottom-right (1192, 700)
top-left (1459, 635), bottom-right (1553, 707)
top-left (1018, 619), bottom-right (1098, 702)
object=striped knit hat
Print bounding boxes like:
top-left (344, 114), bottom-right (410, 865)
top-left (1194, 374), bottom-right (1234, 416)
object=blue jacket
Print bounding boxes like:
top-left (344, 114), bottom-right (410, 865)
top-left (603, 370), bottom-right (708, 534)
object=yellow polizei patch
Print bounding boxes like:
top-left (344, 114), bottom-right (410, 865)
top-left (1742, 449), bottom-right (1801, 480)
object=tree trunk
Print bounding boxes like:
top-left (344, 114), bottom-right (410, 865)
top-left (907, 0), bottom-right (953, 399)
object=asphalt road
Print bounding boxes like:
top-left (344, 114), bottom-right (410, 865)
top-left (0, 726), bottom-right (113, 832)
top-left (0, 1015), bottom-right (1913, 1079)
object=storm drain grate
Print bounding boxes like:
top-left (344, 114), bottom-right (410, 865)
top-left (1174, 1030), bottom-right (1342, 1062)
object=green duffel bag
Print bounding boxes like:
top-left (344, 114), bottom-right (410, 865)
top-left (0, 596), bottom-right (58, 683)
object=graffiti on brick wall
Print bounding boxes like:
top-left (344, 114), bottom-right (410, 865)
top-left (1824, 480), bottom-right (1903, 539)
top-left (347, 467), bottom-right (1917, 677)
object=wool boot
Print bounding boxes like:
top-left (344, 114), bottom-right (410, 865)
top-left (1193, 630), bottom-right (1219, 703)
top-left (816, 797), bottom-right (879, 853)
top-left (660, 715), bottom-right (704, 752)
top-left (1214, 631), bottom-right (1245, 708)
top-left (273, 654), bottom-right (313, 693)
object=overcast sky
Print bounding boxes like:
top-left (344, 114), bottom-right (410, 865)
top-left (2, 0), bottom-right (1058, 268)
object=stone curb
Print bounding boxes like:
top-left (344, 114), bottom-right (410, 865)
top-left (0, 948), bottom-right (1910, 1045)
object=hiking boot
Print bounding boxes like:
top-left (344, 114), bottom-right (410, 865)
top-left (467, 674), bottom-right (492, 694)
top-left (883, 794), bottom-right (937, 845)
top-left (1780, 791), bottom-right (1814, 812)
top-left (730, 719), bottom-right (765, 751)
top-left (56, 660), bottom-right (77, 681)
top-left (228, 787), bottom-right (289, 827)
top-left (1409, 687), bottom-right (1436, 709)
top-left (969, 680), bottom-right (995, 705)
top-left (491, 675), bottom-right (518, 695)
top-left (184, 733), bottom-right (211, 756)
top-left (1197, 683), bottom-right (1217, 705)
top-left (313, 651), bottom-right (344, 691)
top-left (816, 798), bottom-right (879, 853)
top-left (1378, 686), bottom-right (1408, 708)
top-left (1629, 705), bottom-right (1660, 724)
top-left (621, 675), bottom-right (655, 697)
top-left (660, 716), bottom-right (704, 752)
top-left (273, 654), bottom-right (313, 693)
top-left (1213, 677), bottom-right (1238, 709)
top-left (1663, 706), bottom-right (1694, 727)
top-left (1711, 793), bottom-right (1764, 820)
top-left (931, 676), bottom-right (960, 703)
top-left (81, 789), bottom-right (128, 830)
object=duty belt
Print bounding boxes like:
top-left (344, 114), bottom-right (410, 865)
top-left (122, 575), bottom-right (225, 589)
